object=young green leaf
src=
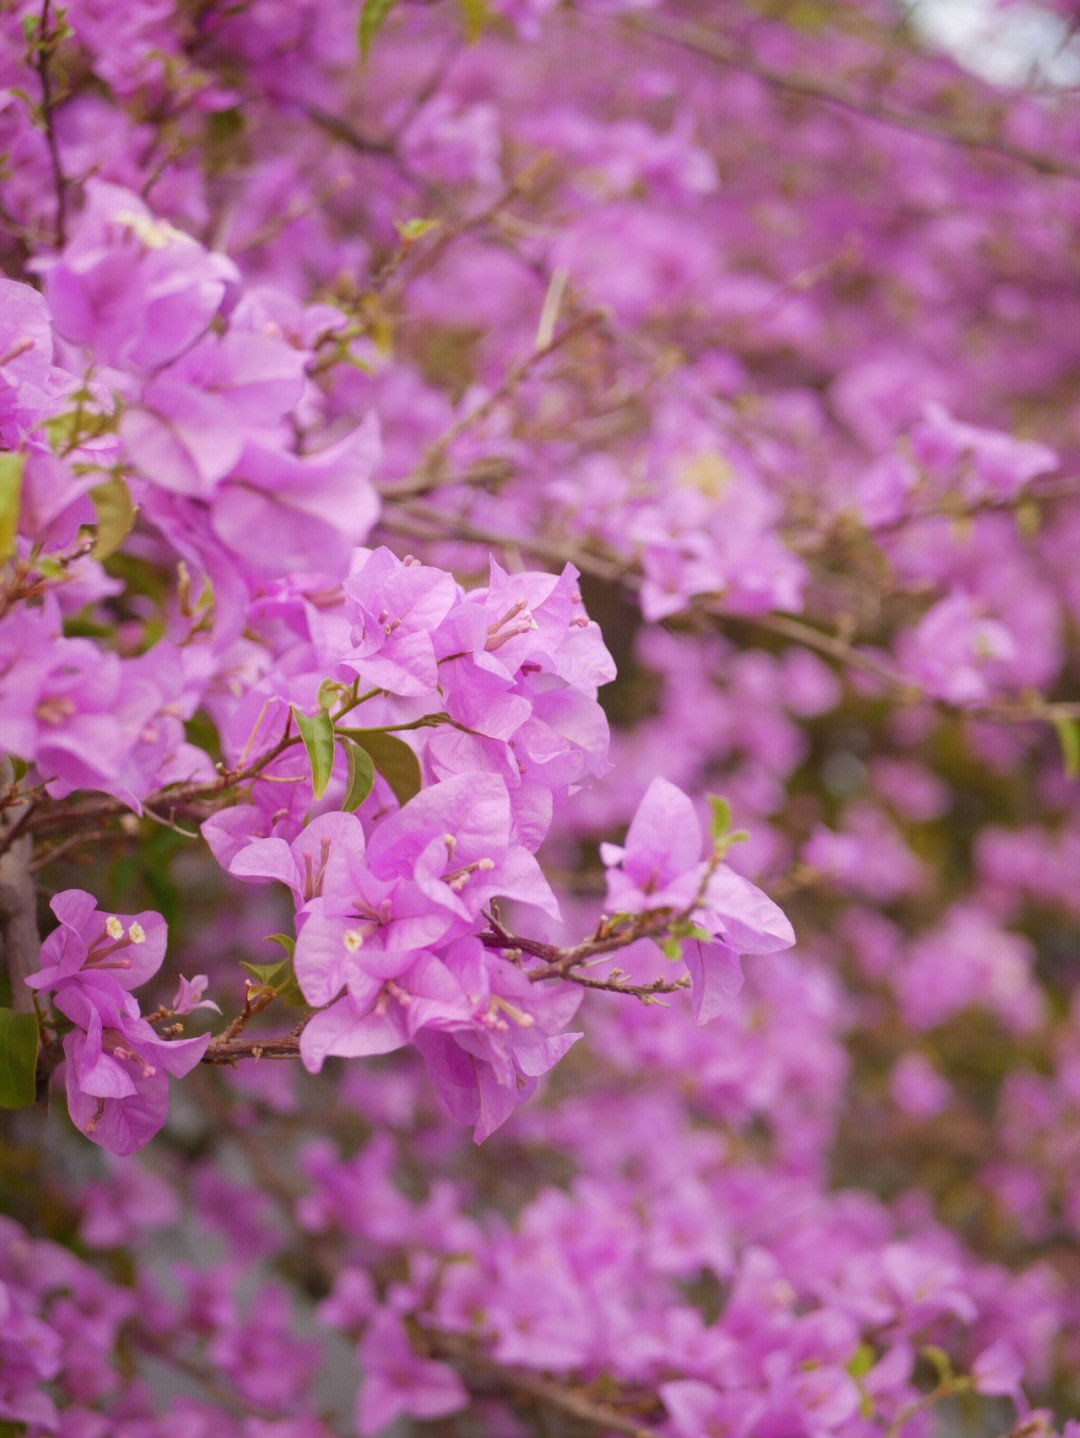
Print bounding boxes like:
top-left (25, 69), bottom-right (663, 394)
top-left (1053, 714), bottom-right (1080, 780)
top-left (846, 1343), bottom-right (876, 1379)
top-left (239, 959), bottom-right (306, 1007)
top-left (0, 1008), bottom-right (39, 1109)
top-left (340, 737), bottom-right (376, 811)
top-left (0, 451), bottom-right (25, 559)
top-left (457, 0), bottom-right (488, 41)
top-left (292, 705), bottom-right (336, 799)
top-left (708, 794), bottom-right (733, 844)
top-left (317, 678), bottom-right (344, 711)
top-left (336, 728), bottom-right (421, 806)
top-left (920, 1345), bottom-right (954, 1385)
top-left (89, 475), bottom-right (136, 559)
top-left (394, 217), bottom-right (440, 243)
top-left (358, 0), bottom-right (399, 58)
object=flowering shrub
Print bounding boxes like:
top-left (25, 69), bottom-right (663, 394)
top-left (4, 0), bottom-right (1080, 1434)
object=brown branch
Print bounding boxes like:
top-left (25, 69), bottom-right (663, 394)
top-left (380, 311), bottom-right (605, 500)
top-left (553, 969), bottom-right (690, 999)
top-left (201, 909), bottom-right (700, 1067)
top-left (0, 539), bottom-right (95, 623)
top-left (379, 496), bottom-right (632, 584)
top-left (0, 792), bottom-right (38, 861)
top-left (861, 475), bottom-right (1080, 538)
top-left (127, 1324), bottom-right (282, 1422)
top-left (302, 104), bottom-right (396, 157)
top-left (31, 0), bottom-right (68, 246)
top-left (613, 9), bottom-right (1080, 182)
top-left (0, 761), bottom-right (39, 1013)
top-left (19, 713), bottom-right (301, 843)
top-left (201, 1032), bottom-right (305, 1065)
top-left (414, 1324), bottom-right (664, 1438)
top-left (742, 610), bottom-right (1080, 723)
top-left (27, 826), bottom-right (120, 871)
top-left (381, 498), bottom-right (1080, 727)
top-left (215, 980), bottom-right (282, 1046)
top-left (480, 905), bottom-right (686, 981)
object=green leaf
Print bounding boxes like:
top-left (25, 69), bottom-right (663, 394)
top-left (456, 0), bottom-right (488, 40)
top-left (1053, 714), bottom-right (1080, 780)
top-left (336, 728), bottom-right (421, 806)
top-left (1015, 497), bottom-right (1040, 539)
top-left (661, 936), bottom-right (682, 961)
top-left (846, 1343), bottom-right (876, 1379)
top-left (0, 1007), bottom-right (39, 1108)
top-left (0, 451), bottom-right (26, 559)
top-left (920, 1346), bottom-right (953, 1385)
top-left (240, 957), bottom-right (306, 1007)
top-left (265, 933), bottom-right (296, 958)
top-left (89, 475), bottom-right (135, 559)
top-left (708, 794), bottom-right (733, 844)
top-left (358, 0), bottom-right (399, 57)
top-left (394, 216), bottom-right (441, 243)
top-left (240, 960), bottom-right (281, 988)
top-left (292, 705), bottom-right (336, 799)
top-left (317, 678), bottom-right (343, 711)
top-left (341, 738), bottom-right (376, 811)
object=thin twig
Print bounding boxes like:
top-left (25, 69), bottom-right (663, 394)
top-left (415, 1324), bottom-right (664, 1438)
top-left (380, 310), bottom-right (604, 500)
top-left (614, 9), bottom-right (1080, 182)
top-left (32, 0), bottom-right (68, 246)
top-left (480, 906), bottom-right (684, 980)
top-left (381, 499), bottom-right (1080, 726)
top-left (202, 1032), bottom-right (305, 1064)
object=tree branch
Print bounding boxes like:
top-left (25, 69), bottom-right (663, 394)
top-left (614, 9), bottom-right (1080, 182)
top-left (32, 0), bottom-right (69, 247)
top-left (0, 760), bottom-right (39, 1013)
top-left (414, 1323), bottom-right (665, 1438)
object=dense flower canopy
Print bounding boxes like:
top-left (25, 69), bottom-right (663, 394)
top-left (4, 0), bottom-right (1080, 1435)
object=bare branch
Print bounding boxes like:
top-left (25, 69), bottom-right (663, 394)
top-left (31, 0), bottom-right (69, 246)
top-left (614, 9), bottom-right (1080, 182)
top-left (415, 1323), bottom-right (664, 1438)
top-left (0, 760), bottom-right (39, 1013)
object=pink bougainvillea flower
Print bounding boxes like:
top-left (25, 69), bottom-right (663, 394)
top-left (54, 981), bottom-right (209, 1156)
top-left (602, 778), bottom-right (794, 1021)
top-left (354, 1310), bottom-right (467, 1437)
top-left (25, 889), bottom-right (167, 994)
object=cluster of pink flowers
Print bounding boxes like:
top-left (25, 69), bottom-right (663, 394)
top-left (24, 891), bottom-right (211, 1153)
